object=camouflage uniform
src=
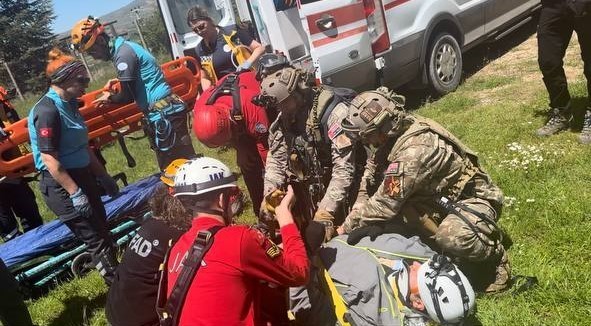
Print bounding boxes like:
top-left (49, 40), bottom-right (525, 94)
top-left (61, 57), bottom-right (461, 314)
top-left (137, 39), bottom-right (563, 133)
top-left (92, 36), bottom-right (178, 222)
top-left (264, 86), bottom-right (356, 221)
top-left (343, 115), bottom-right (506, 272)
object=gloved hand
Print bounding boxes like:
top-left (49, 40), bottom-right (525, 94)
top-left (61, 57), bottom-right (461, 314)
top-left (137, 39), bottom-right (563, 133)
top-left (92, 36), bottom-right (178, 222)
top-left (97, 174), bottom-right (119, 197)
top-left (314, 209), bottom-right (336, 242)
top-left (346, 222), bottom-right (406, 245)
top-left (236, 60), bottom-right (252, 72)
top-left (70, 188), bottom-right (92, 218)
top-left (262, 189), bottom-right (286, 215)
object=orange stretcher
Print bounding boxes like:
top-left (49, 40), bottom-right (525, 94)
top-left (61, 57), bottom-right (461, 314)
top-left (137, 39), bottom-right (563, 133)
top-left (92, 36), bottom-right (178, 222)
top-left (0, 56), bottom-right (200, 179)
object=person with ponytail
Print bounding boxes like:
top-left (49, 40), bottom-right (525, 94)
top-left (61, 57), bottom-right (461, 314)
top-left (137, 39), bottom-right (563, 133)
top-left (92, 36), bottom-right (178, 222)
top-left (27, 48), bottom-right (119, 286)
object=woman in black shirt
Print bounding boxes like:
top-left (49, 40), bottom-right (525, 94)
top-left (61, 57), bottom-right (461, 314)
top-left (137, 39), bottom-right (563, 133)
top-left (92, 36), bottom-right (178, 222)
top-left (106, 182), bottom-right (191, 326)
top-left (186, 5), bottom-right (265, 90)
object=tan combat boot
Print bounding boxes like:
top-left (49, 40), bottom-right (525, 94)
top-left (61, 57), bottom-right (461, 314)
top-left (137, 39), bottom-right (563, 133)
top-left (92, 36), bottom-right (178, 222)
top-left (484, 247), bottom-right (511, 293)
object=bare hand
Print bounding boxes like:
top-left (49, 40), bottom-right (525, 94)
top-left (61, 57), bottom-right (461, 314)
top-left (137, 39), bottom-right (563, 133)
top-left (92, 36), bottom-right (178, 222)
top-left (92, 91), bottom-right (111, 108)
top-left (104, 78), bottom-right (119, 92)
top-left (337, 225), bottom-right (346, 235)
top-left (274, 185), bottom-right (295, 228)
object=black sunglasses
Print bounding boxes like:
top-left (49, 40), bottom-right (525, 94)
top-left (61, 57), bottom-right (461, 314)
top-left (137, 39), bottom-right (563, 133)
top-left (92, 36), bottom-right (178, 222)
top-left (191, 21), bottom-right (208, 31)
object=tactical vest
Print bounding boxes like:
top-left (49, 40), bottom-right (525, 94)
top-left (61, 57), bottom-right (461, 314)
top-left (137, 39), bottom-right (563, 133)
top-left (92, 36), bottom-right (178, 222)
top-left (288, 86), bottom-right (355, 182)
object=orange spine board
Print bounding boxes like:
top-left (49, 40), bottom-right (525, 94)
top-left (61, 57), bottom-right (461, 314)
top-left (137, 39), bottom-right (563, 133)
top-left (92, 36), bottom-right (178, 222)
top-left (0, 56), bottom-right (200, 179)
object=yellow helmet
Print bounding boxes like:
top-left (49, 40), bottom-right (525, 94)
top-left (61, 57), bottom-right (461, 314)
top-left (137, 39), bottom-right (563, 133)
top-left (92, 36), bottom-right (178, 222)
top-left (71, 16), bottom-right (104, 51)
top-left (160, 158), bottom-right (189, 187)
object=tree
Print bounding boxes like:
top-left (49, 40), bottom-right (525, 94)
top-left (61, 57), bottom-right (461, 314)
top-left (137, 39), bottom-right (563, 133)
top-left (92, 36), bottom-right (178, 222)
top-left (138, 10), bottom-right (171, 60)
top-left (0, 0), bottom-right (55, 93)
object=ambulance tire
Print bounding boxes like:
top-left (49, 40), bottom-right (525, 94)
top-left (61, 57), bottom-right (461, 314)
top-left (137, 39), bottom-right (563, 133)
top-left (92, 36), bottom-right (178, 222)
top-left (71, 252), bottom-right (93, 278)
top-left (427, 33), bottom-right (462, 96)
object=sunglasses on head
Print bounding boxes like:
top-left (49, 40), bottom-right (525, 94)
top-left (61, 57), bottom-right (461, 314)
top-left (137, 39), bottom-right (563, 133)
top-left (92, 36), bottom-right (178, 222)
top-left (191, 20), bottom-right (208, 31)
top-left (75, 76), bottom-right (90, 85)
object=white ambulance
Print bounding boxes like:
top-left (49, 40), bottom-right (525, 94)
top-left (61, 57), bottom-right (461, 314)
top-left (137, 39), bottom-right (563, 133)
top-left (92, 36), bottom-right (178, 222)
top-left (157, 0), bottom-right (540, 94)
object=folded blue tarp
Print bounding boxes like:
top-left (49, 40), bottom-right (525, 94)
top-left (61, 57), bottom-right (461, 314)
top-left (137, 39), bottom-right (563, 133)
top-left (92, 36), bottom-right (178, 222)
top-left (0, 174), bottom-right (160, 268)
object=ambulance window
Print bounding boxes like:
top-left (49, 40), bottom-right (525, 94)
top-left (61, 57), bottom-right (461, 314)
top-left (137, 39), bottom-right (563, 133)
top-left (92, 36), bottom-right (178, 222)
top-left (300, 0), bottom-right (322, 3)
top-left (166, 0), bottom-right (223, 35)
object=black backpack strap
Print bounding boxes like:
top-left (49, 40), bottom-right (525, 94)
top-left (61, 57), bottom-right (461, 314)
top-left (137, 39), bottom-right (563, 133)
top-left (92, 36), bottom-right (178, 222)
top-left (205, 74), bottom-right (245, 135)
top-left (157, 225), bottom-right (223, 326)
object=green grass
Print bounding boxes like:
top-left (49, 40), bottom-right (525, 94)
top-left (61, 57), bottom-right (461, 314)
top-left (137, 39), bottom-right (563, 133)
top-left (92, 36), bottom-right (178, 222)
top-left (9, 34), bottom-right (591, 325)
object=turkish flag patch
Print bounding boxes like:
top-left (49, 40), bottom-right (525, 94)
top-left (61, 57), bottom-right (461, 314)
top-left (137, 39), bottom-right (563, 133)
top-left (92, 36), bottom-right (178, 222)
top-left (385, 162), bottom-right (400, 175)
top-left (39, 128), bottom-right (53, 138)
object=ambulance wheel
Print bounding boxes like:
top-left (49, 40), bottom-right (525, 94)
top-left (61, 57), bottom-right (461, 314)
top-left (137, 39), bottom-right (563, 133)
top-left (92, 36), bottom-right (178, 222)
top-left (427, 32), bottom-right (462, 95)
top-left (71, 252), bottom-right (93, 278)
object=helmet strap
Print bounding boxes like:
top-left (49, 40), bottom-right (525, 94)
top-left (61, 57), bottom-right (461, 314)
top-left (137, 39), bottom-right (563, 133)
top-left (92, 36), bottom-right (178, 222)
top-left (425, 254), bottom-right (471, 323)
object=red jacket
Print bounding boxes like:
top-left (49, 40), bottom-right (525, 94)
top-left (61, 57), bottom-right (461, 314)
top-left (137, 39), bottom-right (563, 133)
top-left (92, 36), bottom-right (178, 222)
top-left (166, 216), bottom-right (309, 325)
top-left (195, 72), bottom-right (270, 168)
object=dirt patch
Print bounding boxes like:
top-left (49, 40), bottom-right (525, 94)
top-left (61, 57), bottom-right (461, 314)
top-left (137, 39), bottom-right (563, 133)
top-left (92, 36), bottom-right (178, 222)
top-left (467, 33), bottom-right (584, 105)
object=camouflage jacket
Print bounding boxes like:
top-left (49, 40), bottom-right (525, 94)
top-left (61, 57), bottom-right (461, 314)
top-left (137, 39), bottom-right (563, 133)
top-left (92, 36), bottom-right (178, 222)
top-left (264, 87), bottom-right (356, 216)
top-left (342, 115), bottom-right (503, 233)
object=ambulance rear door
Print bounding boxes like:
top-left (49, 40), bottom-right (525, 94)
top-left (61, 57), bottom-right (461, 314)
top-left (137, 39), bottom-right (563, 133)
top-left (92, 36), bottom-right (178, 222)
top-left (298, 0), bottom-right (375, 89)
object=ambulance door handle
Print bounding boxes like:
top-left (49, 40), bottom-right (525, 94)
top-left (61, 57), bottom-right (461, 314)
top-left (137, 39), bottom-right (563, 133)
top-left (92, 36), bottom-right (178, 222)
top-left (315, 14), bottom-right (335, 31)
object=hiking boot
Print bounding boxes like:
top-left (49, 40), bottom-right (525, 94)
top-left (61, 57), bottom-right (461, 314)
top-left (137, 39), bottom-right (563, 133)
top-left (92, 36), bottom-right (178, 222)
top-left (578, 109), bottom-right (591, 144)
top-left (484, 248), bottom-right (511, 293)
top-left (536, 107), bottom-right (571, 137)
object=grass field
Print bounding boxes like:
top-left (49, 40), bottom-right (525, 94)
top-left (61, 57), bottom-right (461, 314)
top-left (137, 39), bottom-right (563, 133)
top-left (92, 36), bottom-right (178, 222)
top-left (8, 27), bottom-right (591, 325)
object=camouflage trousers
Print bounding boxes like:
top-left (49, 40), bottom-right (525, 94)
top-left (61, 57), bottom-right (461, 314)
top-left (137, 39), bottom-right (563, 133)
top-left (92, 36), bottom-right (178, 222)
top-left (434, 197), bottom-right (504, 262)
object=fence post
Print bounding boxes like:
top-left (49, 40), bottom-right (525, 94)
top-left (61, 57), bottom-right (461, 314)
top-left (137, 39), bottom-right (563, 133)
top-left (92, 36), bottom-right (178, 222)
top-left (131, 7), bottom-right (148, 49)
top-left (1, 60), bottom-right (24, 101)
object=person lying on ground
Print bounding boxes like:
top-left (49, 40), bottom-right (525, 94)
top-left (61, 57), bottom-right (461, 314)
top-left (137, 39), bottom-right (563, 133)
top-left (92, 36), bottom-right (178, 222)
top-left (291, 232), bottom-right (475, 326)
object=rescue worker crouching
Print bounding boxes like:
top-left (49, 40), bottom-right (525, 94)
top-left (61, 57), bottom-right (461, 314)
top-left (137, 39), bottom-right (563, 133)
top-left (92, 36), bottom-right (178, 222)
top-left (70, 16), bottom-right (197, 171)
top-left (28, 48), bottom-right (119, 285)
top-left (106, 159), bottom-right (192, 326)
top-left (193, 71), bottom-right (270, 216)
top-left (163, 157), bottom-right (309, 325)
top-left (258, 65), bottom-right (358, 240)
top-left (338, 87), bottom-right (510, 293)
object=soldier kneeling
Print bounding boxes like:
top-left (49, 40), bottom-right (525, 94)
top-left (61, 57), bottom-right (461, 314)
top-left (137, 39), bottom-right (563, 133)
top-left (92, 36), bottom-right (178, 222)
top-left (338, 87), bottom-right (510, 293)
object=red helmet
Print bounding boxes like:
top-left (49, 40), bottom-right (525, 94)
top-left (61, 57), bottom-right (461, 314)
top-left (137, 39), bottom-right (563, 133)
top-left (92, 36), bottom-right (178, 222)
top-left (193, 102), bottom-right (232, 148)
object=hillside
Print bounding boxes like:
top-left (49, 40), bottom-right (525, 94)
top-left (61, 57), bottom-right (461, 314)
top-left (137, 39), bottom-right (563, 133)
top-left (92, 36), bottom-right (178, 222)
top-left (56, 0), bottom-right (158, 39)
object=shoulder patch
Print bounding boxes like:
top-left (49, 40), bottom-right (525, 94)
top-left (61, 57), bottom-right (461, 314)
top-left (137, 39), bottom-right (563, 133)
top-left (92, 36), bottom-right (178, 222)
top-left (116, 62), bottom-right (129, 72)
top-left (383, 175), bottom-right (403, 198)
top-left (332, 133), bottom-right (352, 150)
top-left (39, 128), bottom-right (53, 138)
top-left (255, 122), bottom-right (268, 134)
top-left (327, 122), bottom-right (343, 140)
top-left (265, 240), bottom-right (281, 259)
top-left (385, 162), bottom-right (401, 175)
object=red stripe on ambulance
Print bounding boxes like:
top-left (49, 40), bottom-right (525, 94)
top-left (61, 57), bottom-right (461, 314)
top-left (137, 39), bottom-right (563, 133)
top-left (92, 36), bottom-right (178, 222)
top-left (383, 0), bottom-right (411, 11)
top-left (306, 2), bottom-right (366, 36)
top-left (312, 25), bottom-right (368, 48)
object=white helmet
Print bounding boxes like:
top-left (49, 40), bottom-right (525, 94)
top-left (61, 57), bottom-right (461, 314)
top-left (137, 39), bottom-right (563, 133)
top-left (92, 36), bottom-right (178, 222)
top-left (173, 157), bottom-right (237, 197)
top-left (417, 255), bottom-right (475, 324)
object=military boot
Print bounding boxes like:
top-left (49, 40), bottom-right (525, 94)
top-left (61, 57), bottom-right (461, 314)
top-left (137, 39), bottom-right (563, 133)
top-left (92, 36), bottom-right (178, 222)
top-left (578, 108), bottom-right (591, 145)
top-left (484, 247), bottom-right (511, 293)
top-left (536, 107), bottom-right (571, 137)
